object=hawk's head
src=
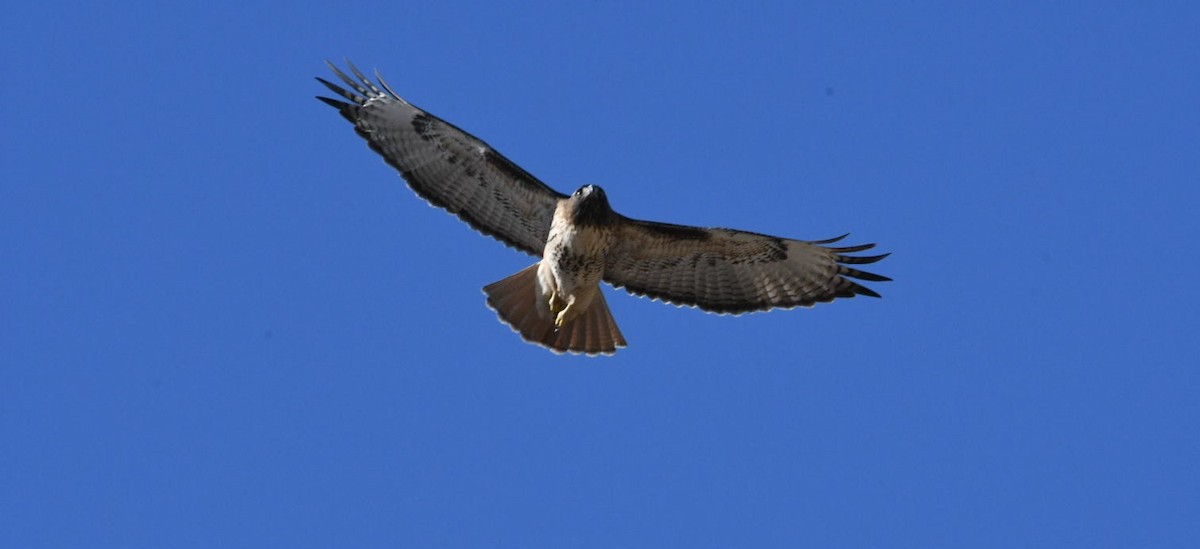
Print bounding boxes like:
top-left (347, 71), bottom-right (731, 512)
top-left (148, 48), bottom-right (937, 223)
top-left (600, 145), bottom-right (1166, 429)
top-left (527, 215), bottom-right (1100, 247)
top-left (568, 185), bottom-right (613, 227)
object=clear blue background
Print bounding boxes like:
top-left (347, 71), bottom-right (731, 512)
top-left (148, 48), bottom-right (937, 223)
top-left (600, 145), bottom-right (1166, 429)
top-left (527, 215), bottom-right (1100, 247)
top-left (3, 2), bottom-right (1197, 547)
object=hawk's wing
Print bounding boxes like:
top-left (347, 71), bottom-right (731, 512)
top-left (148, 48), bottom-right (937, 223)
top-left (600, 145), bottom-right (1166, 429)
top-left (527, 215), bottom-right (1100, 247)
top-left (316, 61), bottom-right (566, 256)
top-left (603, 219), bottom-right (890, 314)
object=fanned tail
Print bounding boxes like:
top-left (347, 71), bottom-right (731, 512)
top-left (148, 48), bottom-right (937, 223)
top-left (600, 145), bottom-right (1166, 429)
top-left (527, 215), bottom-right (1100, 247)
top-left (483, 264), bottom-right (626, 356)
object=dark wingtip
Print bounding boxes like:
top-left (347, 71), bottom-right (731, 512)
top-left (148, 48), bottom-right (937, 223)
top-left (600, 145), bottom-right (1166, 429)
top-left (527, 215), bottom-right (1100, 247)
top-left (836, 252), bottom-right (890, 265)
top-left (315, 95), bottom-right (358, 123)
top-left (829, 242), bottom-right (876, 253)
top-left (855, 284), bottom-right (883, 298)
top-left (841, 266), bottom-right (892, 282)
top-left (315, 95), bottom-right (344, 108)
top-left (821, 235), bottom-right (891, 291)
top-left (315, 77), bottom-right (357, 102)
top-left (810, 233), bottom-right (850, 245)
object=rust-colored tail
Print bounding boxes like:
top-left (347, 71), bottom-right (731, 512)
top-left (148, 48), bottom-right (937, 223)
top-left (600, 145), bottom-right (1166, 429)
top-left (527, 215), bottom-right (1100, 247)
top-left (483, 263), bottom-right (627, 356)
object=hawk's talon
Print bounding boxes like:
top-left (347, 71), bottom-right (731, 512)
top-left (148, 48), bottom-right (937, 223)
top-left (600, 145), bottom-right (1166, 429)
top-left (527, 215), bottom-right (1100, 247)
top-left (555, 310), bottom-right (570, 329)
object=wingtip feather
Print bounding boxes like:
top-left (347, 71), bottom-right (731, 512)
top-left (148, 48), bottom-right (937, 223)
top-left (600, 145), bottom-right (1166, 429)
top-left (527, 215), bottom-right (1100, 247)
top-left (853, 284), bottom-right (883, 298)
top-left (810, 233), bottom-right (850, 245)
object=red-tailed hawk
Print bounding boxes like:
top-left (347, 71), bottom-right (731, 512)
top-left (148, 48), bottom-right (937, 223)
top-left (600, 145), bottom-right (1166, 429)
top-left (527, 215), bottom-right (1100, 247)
top-left (316, 61), bottom-right (890, 355)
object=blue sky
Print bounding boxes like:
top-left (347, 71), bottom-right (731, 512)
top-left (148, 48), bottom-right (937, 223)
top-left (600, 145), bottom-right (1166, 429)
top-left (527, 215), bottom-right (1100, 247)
top-left (3, 2), bottom-right (1198, 547)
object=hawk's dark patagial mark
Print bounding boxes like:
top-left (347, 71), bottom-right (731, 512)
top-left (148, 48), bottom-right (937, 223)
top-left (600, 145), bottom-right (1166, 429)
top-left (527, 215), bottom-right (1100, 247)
top-left (316, 61), bottom-right (890, 356)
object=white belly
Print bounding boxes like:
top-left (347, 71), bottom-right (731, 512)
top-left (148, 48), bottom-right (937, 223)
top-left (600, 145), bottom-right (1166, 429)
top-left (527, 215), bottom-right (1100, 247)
top-left (535, 216), bottom-right (612, 319)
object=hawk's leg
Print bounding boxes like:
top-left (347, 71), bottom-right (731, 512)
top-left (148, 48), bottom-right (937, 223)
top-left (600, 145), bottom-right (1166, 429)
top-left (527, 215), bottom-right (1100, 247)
top-left (547, 290), bottom-right (567, 317)
top-left (554, 295), bottom-right (580, 329)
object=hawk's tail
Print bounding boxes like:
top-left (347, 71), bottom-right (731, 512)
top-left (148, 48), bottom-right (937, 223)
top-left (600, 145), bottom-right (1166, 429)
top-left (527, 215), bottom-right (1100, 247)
top-left (483, 264), bottom-right (627, 356)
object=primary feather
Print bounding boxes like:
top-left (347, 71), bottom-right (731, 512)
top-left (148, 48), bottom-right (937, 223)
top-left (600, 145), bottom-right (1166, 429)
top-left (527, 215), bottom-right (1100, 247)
top-left (316, 60), bottom-right (565, 256)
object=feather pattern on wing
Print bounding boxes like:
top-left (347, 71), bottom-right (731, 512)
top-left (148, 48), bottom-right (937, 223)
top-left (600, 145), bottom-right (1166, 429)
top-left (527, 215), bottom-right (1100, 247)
top-left (315, 61), bottom-right (566, 256)
top-left (603, 219), bottom-right (891, 314)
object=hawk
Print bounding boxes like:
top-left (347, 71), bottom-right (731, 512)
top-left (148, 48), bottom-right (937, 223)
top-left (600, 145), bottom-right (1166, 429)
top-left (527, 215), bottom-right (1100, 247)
top-left (316, 61), bottom-right (890, 355)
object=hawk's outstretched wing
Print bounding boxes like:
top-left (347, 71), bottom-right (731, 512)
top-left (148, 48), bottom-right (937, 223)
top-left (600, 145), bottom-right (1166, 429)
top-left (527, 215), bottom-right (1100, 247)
top-left (316, 61), bottom-right (566, 256)
top-left (604, 219), bottom-right (890, 314)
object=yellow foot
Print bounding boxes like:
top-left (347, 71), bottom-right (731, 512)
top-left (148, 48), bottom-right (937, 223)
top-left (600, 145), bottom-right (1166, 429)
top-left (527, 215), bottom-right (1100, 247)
top-left (555, 310), bottom-right (569, 329)
top-left (548, 291), bottom-right (566, 316)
